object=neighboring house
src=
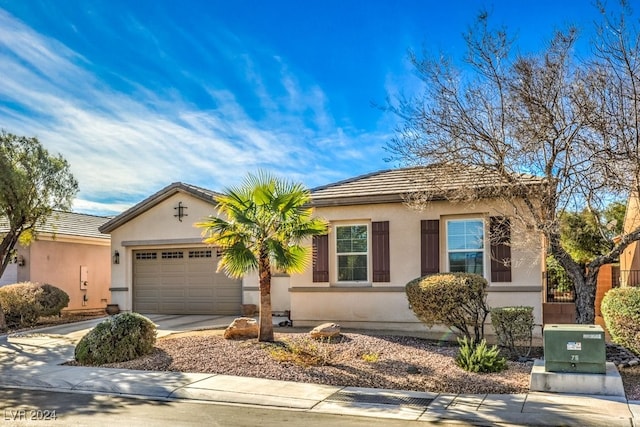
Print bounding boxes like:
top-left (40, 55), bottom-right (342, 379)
top-left (0, 211), bottom-right (111, 312)
top-left (100, 165), bottom-right (546, 335)
top-left (620, 192), bottom-right (640, 286)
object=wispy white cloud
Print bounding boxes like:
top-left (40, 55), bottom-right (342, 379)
top-left (0, 8), bottom-right (390, 216)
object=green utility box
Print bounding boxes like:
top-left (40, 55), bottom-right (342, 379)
top-left (543, 324), bottom-right (606, 374)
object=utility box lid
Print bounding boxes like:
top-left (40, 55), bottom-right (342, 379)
top-left (543, 324), bottom-right (606, 374)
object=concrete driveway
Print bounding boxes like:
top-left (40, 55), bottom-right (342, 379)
top-left (0, 314), bottom-right (239, 367)
top-left (14, 314), bottom-right (239, 341)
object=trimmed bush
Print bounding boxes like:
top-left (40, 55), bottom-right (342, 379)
top-left (38, 283), bottom-right (70, 317)
top-left (455, 337), bottom-right (507, 373)
top-left (0, 282), bottom-right (44, 328)
top-left (406, 273), bottom-right (489, 341)
top-left (0, 282), bottom-right (69, 328)
top-left (601, 287), bottom-right (640, 356)
top-left (490, 306), bottom-right (534, 359)
top-left (75, 313), bottom-right (157, 365)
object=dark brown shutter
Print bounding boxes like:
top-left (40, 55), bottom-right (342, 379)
top-left (490, 216), bottom-right (512, 282)
top-left (312, 234), bottom-right (329, 282)
top-left (421, 220), bottom-right (440, 276)
top-left (372, 221), bottom-right (390, 282)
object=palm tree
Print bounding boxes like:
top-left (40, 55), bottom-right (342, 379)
top-left (196, 172), bottom-right (328, 342)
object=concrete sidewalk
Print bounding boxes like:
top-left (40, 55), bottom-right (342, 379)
top-left (0, 315), bottom-right (638, 426)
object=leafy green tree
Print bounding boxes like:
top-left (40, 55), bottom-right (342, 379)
top-left (196, 172), bottom-right (328, 342)
top-left (549, 201), bottom-right (625, 292)
top-left (0, 131), bottom-right (78, 278)
top-left (559, 202), bottom-right (625, 264)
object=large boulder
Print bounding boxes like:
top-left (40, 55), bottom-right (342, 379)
top-left (224, 317), bottom-right (258, 340)
top-left (309, 322), bottom-right (341, 339)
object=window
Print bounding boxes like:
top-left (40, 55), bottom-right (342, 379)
top-left (446, 219), bottom-right (484, 275)
top-left (135, 252), bottom-right (157, 260)
top-left (161, 251), bottom-right (184, 259)
top-left (188, 250), bottom-right (212, 258)
top-left (336, 225), bottom-right (368, 282)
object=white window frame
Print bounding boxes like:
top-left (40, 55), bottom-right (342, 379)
top-left (445, 218), bottom-right (486, 277)
top-left (334, 223), bottom-right (370, 283)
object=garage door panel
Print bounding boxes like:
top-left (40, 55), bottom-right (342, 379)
top-left (216, 286), bottom-right (242, 298)
top-left (133, 248), bottom-right (241, 315)
top-left (134, 289), bottom-right (160, 298)
top-left (135, 279), bottom-right (159, 287)
top-left (161, 289), bottom-right (186, 298)
top-left (187, 288), bottom-right (215, 298)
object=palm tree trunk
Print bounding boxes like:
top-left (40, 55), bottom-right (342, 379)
top-left (257, 248), bottom-right (274, 342)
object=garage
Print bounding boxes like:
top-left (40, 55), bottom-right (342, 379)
top-left (133, 248), bottom-right (242, 315)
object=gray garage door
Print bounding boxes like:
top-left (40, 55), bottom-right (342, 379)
top-left (133, 248), bottom-right (242, 315)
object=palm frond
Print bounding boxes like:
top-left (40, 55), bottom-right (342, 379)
top-left (195, 171), bottom-right (328, 276)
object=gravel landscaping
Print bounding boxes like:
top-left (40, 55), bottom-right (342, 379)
top-left (98, 329), bottom-right (640, 400)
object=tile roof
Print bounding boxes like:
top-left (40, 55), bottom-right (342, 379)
top-left (310, 164), bottom-right (544, 206)
top-left (97, 165), bottom-right (545, 232)
top-left (0, 211), bottom-right (110, 240)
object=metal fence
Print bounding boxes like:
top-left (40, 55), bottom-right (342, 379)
top-left (545, 272), bottom-right (576, 303)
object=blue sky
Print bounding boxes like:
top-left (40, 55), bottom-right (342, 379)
top-left (0, 1), bottom-right (618, 216)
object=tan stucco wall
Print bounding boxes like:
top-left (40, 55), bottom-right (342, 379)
top-left (108, 187), bottom-right (544, 335)
top-left (289, 199), bottom-right (544, 333)
top-left (242, 272), bottom-right (290, 314)
top-left (15, 237), bottom-right (110, 311)
top-left (109, 191), bottom-right (253, 311)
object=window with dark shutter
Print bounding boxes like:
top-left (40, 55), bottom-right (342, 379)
top-left (490, 216), bottom-right (512, 282)
top-left (312, 234), bottom-right (329, 282)
top-left (421, 220), bottom-right (440, 276)
top-left (372, 221), bottom-right (390, 282)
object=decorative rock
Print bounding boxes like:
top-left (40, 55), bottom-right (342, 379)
top-left (309, 322), bottom-right (341, 339)
top-left (224, 317), bottom-right (258, 340)
top-left (406, 365), bottom-right (420, 374)
top-left (606, 343), bottom-right (640, 370)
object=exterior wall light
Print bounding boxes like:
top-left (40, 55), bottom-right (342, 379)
top-left (17, 255), bottom-right (25, 267)
top-left (113, 250), bottom-right (120, 265)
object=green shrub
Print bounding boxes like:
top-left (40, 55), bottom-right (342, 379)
top-left (37, 284), bottom-right (70, 317)
top-left (601, 287), bottom-right (640, 355)
top-left (0, 282), bottom-right (44, 328)
top-left (75, 313), bottom-right (157, 365)
top-left (455, 337), bottom-right (507, 373)
top-left (406, 273), bottom-right (489, 341)
top-left (490, 306), bottom-right (534, 359)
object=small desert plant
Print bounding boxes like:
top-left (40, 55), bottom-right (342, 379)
top-left (490, 306), bottom-right (534, 359)
top-left (361, 352), bottom-right (380, 363)
top-left (75, 312), bottom-right (157, 365)
top-left (601, 287), bottom-right (640, 355)
top-left (268, 336), bottom-right (333, 366)
top-left (37, 283), bottom-right (70, 317)
top-left (455, 337), bottom-right (507, 373)
top-left (406, 273), bottom-right (490, 341)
